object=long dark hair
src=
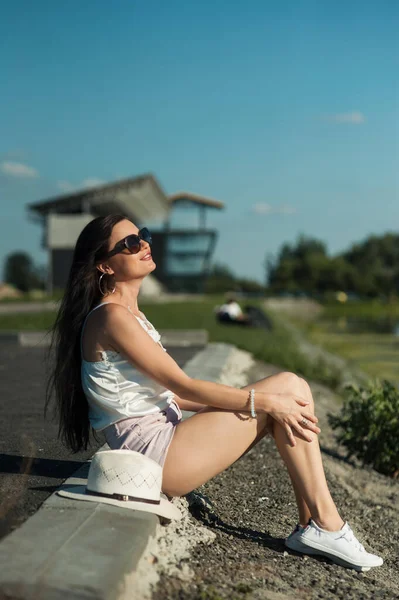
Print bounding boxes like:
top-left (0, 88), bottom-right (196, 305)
top-left (44, 214), bottom-right (127, 453)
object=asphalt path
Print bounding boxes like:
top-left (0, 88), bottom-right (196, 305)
top-left (0, 342), bottom-right (203, 541)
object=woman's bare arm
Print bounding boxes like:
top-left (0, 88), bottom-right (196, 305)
top-left (103, 305), bottom-right (260, 412)
top-left (173, 395), bottom-right (205, 412)
top-left (102, 304), bottom-right (312, 423)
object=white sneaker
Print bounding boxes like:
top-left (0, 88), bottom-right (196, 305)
top-left (297, 519), bottom-right (383, 572)
top-left (285, 524), bottom-right (318, 554)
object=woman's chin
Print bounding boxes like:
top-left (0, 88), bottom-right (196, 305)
top-left (139, 260), bottom-right (156, 277)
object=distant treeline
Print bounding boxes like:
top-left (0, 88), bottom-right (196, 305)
top-left (206, 232), bottom-right (399, 298)
top-left (266, 232), bottom-right (399, 298)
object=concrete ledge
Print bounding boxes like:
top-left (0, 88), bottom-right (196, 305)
top-left (182, 343), bottom-right (236, 381)
top-left (0, 301), bottom-right (59, 315)
top-left (0, 342), bottom-right (237, 600)
top-left (0, 329), bottom-right (208, 348)
top-left (158, 329), bottom-right (208, 347)
top-left (0, 491), bottom-right (158, 600)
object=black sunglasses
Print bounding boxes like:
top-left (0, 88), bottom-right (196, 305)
top-left (106, 227), bottom-right (152, 259)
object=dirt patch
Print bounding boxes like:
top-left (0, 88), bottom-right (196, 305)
top-left (151, 360), bottom-right (399, 600)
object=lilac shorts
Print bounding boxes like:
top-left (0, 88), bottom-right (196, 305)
top-left (102, 399), bottom-right (183, 467)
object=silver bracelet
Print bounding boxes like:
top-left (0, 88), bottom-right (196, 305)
top-left (249, 388), bottom-right (257, 418)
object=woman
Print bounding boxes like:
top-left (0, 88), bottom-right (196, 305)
top-left (45, 214), bottom-right (383, 573)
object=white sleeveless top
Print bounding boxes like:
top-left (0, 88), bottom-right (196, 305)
top-left (80, 302), bottom-right (175, 431)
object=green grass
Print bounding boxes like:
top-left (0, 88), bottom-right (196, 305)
top-left (280, 300), bottom-right (399, 385)
top-left (322, 300), bottom-right (399, 319)
top-left (0, 290), bottom-right (64, 303)
top-left (288, 299), bottom-right (399, 386)
top-left (0, 298), bottom-right (343, 389)
top-left (3, 297), bottom-right (397, 387)
top-left (0, 312), bottom-right (57, 330)
top-left (303, 326), bottom-right (399, 385)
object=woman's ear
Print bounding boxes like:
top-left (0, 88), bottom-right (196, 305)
top-left (96, 263), bottom-right (114, 276)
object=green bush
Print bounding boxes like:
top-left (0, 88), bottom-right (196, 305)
top-left (328, 379), bottom-right (399, 478)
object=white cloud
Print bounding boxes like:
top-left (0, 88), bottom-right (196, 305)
top-left (57, 177), bottom-right (105, 193)
top-left (57, 180), bottom-right (75, 192)
top-left (328, 111), bottom-right (365, 125)
top-left (82, 178), bottom-right (105, 188)
top-left (252, 203), bottom-right (297, 216)
top-left (1, 161), bottom-right (39, 178)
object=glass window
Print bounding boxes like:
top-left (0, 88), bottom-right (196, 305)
top-left (166, 255), bottom-right (205, 275)
top-left (167, 234), bottom-right (211, 253)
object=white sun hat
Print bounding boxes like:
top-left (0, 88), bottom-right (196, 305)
top-left (57, 449), bottom-right (182, 521)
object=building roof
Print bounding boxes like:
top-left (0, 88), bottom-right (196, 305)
top-left (168, 191), bottom-right (224, 210)
top-left (27, 173), bottom-right (170, 223)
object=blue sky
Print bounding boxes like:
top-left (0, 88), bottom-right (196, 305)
top-left (1, 0), bottom-right (398, 283)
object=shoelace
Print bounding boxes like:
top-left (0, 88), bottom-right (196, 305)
top-left (337, 526), bottom-right (365, 552)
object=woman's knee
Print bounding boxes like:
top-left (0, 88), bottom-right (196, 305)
top-left (280, 372), bottom-right (314, 407)
top-left (298, 376), bottom-right (314, 410)
top-left (279, 371), bottom-right (303, 390)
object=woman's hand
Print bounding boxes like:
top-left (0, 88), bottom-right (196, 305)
top-left (264, 393), bottom-right (321, 447)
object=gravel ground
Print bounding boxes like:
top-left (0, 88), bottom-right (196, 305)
top-left (149, 357), bottom-right (399, 600)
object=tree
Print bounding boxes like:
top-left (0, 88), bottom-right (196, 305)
top-left (266, 234), bottom-right (329, 293)
top-left (204, 262), bottom-right (238, 294)
top-left (341, 233), bottom-right (399, 298)
top-left (265, 231), bottom-right (399, 298)
top-left (4, 252), bottom-right (45, 292)
top-left (236, 277), bottom-right (265, 293)
top-left (280, 235), bottom-right (327, 262)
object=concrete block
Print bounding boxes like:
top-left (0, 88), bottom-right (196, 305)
top-left (19, 332), bottom-right (52, 348)
top-left (158, 329), bottom-right (208, 347)
top-left (0, 478), bottom-right (157, 600)
top-left (0, 341), bottom-right (238, 599)
top-left (183, 343), bottom-right (235, 381)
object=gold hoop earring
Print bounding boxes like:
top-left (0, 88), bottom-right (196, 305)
top-left (98, 272), bottom-right (116, 296)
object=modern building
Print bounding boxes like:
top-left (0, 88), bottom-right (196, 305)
top-left (27, 174), bottom-right (224, 293)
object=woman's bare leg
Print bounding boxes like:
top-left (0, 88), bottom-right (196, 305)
top-left (233, 413), bottom-right (311, 527)
top-left (238, 378), bottom-right (325, 528)
top-left (240, 417), bottom-right (312, 527)
top-left (163, 371), bottom-right (343, 531)
top-left (270, 377), bottom-right (343, 530)
top-left (163, 389), bottom-right (271, 496)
